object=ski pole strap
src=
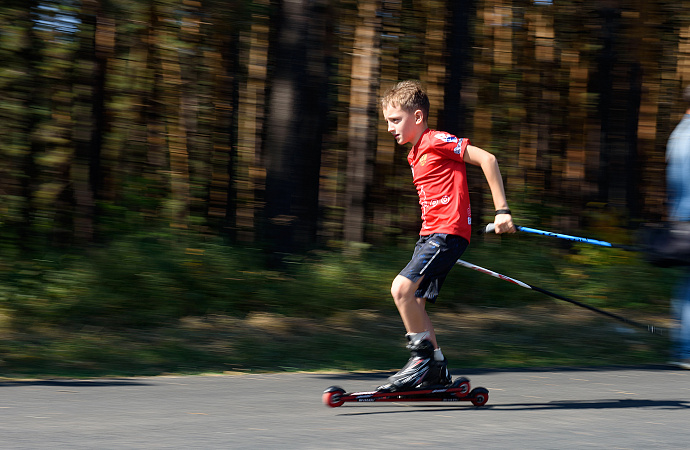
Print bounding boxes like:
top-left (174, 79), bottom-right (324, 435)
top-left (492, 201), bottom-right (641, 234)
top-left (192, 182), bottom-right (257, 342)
top-left (479, 223), bottom-right (496, 234)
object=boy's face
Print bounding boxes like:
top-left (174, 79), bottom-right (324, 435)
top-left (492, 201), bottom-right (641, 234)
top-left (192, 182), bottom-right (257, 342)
top-left (383, 104), bottom-right (425, 146)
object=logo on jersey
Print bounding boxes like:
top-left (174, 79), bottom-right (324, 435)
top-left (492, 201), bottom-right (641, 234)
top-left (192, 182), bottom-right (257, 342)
top-left (434, 132), bottom-right (457, 143)
top-left (453, 139), bottom-right (465, 154)
top-left (419, 154), bottom-right (428, 166)
top-left (435, 132), bottom-right (465, 154)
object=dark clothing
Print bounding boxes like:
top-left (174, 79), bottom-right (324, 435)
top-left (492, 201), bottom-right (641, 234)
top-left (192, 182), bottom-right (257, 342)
top-left (398, 233), bottom-right (468, 302)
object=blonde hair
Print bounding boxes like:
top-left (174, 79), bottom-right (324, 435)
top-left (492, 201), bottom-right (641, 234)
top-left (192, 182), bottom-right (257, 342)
top-left (381, 80), bottom-right (430, 121)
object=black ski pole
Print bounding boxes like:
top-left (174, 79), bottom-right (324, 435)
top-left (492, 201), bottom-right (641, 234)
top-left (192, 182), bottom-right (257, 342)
top-left (455, 259), bottom-right (665, 336)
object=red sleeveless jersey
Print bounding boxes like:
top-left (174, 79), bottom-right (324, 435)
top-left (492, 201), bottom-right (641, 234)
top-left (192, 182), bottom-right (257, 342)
top-left (407, 128), bottom-right (471, 241)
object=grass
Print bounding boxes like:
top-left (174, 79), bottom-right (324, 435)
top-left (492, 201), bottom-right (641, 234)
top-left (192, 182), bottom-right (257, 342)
top-left (0, 229), bottom-right (678, 378)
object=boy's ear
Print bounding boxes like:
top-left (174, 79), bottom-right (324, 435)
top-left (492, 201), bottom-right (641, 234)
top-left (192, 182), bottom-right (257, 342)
top-left (414, 109), bottom-right (425, 124)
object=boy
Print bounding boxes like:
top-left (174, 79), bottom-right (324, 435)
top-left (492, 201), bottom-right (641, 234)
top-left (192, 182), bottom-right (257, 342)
top-left (378, 80), bottom-right (515, 392)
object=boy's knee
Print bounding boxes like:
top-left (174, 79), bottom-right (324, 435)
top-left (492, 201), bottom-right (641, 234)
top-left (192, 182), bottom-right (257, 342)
top-left (390, 276), bottom-right (405, 296)
top-left (390, 284), bottom-right (400, 303)
top-left (391, 275), bottom-right (418, 304)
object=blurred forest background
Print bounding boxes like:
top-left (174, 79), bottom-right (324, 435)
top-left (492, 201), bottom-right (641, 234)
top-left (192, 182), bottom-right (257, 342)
top-left (0, 0), bottom-right (687, 375)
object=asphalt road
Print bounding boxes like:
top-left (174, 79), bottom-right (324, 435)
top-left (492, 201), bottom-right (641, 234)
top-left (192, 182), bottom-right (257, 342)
top-left (2, 366), bottom-right (690, 449)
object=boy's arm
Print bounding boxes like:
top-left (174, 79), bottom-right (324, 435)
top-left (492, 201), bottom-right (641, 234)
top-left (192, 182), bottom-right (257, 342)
top-left (464, 145), bottom-right (515, 234)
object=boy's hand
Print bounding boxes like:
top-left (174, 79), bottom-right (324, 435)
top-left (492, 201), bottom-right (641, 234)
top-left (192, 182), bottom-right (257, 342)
top-left (493, 214), bottom-right (515, 234)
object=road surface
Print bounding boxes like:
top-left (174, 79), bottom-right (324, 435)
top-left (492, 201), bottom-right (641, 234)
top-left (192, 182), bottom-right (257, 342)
top-left (2, 366), bottom-right (689, 448)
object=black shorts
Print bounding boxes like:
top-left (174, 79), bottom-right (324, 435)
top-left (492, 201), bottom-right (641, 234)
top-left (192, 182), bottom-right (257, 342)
top-left (399, 234), bottom-right (469, 303)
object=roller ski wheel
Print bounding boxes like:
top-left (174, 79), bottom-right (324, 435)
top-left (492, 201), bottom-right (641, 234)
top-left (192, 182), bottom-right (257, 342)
top-left (322, 386), bottom-right (346, 408)
top-left (322, 377), bottom-right (488, 408)
top-left (469, 387), bottom-right (489, 407)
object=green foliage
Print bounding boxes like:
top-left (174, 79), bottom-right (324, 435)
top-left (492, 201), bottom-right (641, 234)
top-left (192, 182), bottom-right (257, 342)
top-left (0, 228), bottom-right (674, 327)
top-left (0, 231), bottom-right (395, 329)
top-left (0, 228), bottom-right (676, 377)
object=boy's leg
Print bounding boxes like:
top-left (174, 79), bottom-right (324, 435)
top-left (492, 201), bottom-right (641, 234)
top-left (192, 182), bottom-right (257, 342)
top-left (379, 274), bottom-right (451, 392)
top-left (409, 294), bottom-right (452, 388)
top-left (380, 234), bottom-right (467, 391)
top-left (390, 274), bottom-right (438, 348)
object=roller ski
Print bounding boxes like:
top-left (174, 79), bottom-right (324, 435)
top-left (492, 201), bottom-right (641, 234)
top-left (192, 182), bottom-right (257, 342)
top-left (322, 377), bottom-right (489, 408)
top-left (323, 337), bottom-right (489, 407)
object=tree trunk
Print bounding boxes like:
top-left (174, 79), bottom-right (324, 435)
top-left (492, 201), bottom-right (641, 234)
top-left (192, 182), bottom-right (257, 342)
top-left (343, 0), bottom-right (382, 246)
top-left (439, 0), bottom-right (474, 137)
top-left (263, 0), bottom-right (330, 260)
top-left (72, 0), bottom-right (112, 243)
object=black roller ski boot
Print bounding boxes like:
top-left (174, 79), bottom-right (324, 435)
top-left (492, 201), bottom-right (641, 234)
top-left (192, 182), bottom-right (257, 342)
top-left (377, 336), bottom-right (437, 392)
top-left (417, 357), bottom-right (452, 389)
